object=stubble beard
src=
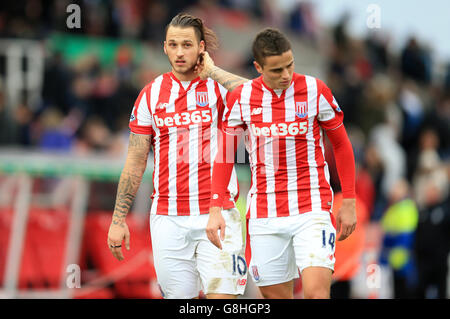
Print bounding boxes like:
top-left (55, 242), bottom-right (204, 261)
top-left (170, 59), bottom-right (197, 78)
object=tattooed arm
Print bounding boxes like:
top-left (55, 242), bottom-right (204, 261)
top-left (197, 52), bottom-right (249, 91)
top-left (107, 133), bottom-right (151, 261)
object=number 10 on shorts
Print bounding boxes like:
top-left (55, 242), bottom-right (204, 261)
top-left (322, 230), bottom-right (335, 250)
top-left (232, 254), bottom-right (247, 276)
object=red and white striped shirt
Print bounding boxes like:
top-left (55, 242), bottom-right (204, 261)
top-left (129, 72), bottom-right (239, 216)
top-left (221, 73), bottom-right (344, 219)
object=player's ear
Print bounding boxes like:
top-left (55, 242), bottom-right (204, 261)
top-left (163, 41), bottom-right (168, 55)
top-left (199, 40), bottom-right (205, 53)
top-left (253, 61), bottom-right (263, 74)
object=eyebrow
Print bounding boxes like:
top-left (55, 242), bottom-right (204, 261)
top-left (167, 39), bottom-right (194, 43)
top-left (269, 60), bottom-right (294, 72)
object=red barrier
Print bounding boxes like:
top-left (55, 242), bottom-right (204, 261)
top-left (18, 207), bottom-right (69, 289)
top-left (81, 212), bottom-right (160, 299)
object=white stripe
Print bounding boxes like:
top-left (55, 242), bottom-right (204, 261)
top-left (248, 131), bottom-right (258, 196)
top-left (240, 81), bottom-right (252, 122)
top-left (187, 87), bottom-right (200, 215)
top-left (149, 76), bottom-right (163, 215)
top-left (241, 82), bottom-right (257, 196)
top-left (305, 76), bottom-right (321, 211)
top-left (217, 82), bottom-right (228, 107)
top-left (208, 80), bottom-right (218, 177)
top-left (261, 85), bottom-right (276, 218)
top-left (284, 83), bottom-right (299, 216)
top-left (150, 75), bottom-right (163, 114)
top-left (319, 128), bottom-right (333, 207)
top-left (227, 167), bottom-right (239, 201)
top-left (317, 93), bottom-right (336, 122)
top-left (136, 92), bottom-right (152, 126)
top-left (167, 80), bottom-right (180, 215)
top-left (249, 193), bottom-right (257, 219)
top-left (227, 100), bottom-right (243, 128)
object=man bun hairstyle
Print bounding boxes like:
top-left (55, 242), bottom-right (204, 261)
top-left (166, 13), bottom-right (219, 52)
top-left (252, 28), bottom-right (292, 66)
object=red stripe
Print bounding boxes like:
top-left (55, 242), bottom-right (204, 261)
top-left (174, 83), bottom-right (190, 216)
top-left (244, 218), bottom-right (251, 266)
top-left (294, 75), bottom-right (312, 213)
top-left (272, 91), bottom-right (289, 217)
top-left (199, 81), bottom-right (214, 214)
top-left (155, 73), bottom-right (174, 215)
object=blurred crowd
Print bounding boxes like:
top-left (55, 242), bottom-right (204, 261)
top-left (324, 14), bottom-right (450, 298)
top-left (0, 0), bottom-right (449, 298)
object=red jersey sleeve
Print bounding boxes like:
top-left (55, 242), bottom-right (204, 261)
top-left (326, 121), bottom-right (356, 198)
top-left (209, 85), bottom-right (245, 207)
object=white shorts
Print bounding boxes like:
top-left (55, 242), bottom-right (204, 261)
top-left (150, 208), bottom-right (247, 298)
top-left (248, 211), bottom-right (336, 287)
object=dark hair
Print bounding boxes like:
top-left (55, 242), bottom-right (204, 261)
top-left (252, 28), bottom-right (292, 66)
top-left (165, 13), bottom-right (219, 51)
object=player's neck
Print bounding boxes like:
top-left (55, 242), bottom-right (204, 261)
top-left (171, 69), bottom-right (198, 82)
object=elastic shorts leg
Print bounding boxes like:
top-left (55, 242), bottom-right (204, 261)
top-left (248, 217), bottom-right (299, 287)
top-left (195, 208), bottom-right (248, 295)
top-left (292, 211), bottom-right (336, 273)
top-left (150, 214), bottom-right (200, 299)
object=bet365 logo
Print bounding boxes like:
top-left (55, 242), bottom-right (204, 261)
top-left (250, 121), bottom-right (308, 137)
top-left (153, 109), bottom-right (212, 128)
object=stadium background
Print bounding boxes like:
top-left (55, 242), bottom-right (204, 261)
top-left (0, 0), bottom-right (448, 299)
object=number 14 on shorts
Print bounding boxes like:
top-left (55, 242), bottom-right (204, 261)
top-left (322, 230), bottom-right (335, 250)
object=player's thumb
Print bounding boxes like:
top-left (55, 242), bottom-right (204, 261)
top-left (219, 221), bottom-right (226, 242)
top-left (336, 216), bottom-right (341, 235)
top-left (125, 233), bottom-right (130, 250)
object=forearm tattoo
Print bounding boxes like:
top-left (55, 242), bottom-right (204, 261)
top-left (209, 66), bottom-right (249, 91)
top-left (112, 134), bottom-right (151, 225)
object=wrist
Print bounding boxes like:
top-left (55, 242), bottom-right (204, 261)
top-left (112, 213), bottom-right (126, 225)
top-left (341, 198), bottom-right (356, 208)
top-left (209, 206), bottom-right (222, 214)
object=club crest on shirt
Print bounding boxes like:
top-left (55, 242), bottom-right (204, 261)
top-left (295, 101), bottom-right (307, 118)
top-left (196, 91), bottom-right (209, 107)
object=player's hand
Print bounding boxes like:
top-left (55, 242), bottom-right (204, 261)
top-left (107, 221), bottom-right (130, 261)
top-left (206, 206), bottom-right (226, 250)
top-left (195, 51), bottom-right (215, 80)
top-left (336, 198), bottom-right (357, 241)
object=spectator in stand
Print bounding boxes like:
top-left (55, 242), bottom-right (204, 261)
top-left (419, 93), bottom-right (450, 160)
top-left (414, 167), bottom-right (450, 299)
top-left (379, 179), bottom-right (419, 299)
top-left (412, 128), bottom-right (448, 209)
top-left (37, 108), bottom-right (75, 151)
top-left (368, 122), bottom-right (407, 220)
top-left (400, 37), bottom-right (432, 85)
top-left (74, 115), bottom-right (113, 154)
top-left (41, 51), bottom-right (73, 115)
